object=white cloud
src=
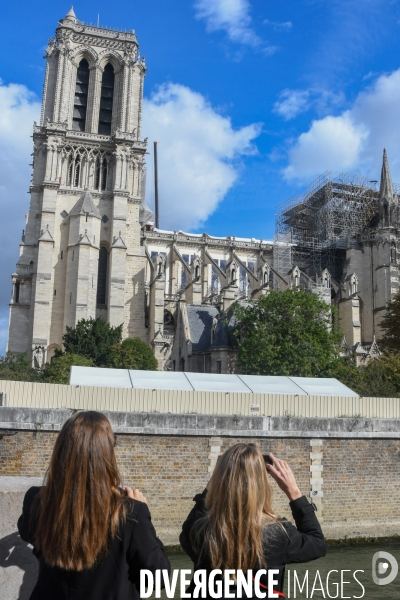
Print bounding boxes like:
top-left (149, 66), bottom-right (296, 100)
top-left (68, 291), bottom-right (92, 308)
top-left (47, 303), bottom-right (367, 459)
top-left (263, 20), bottom-right (292, 32)
top-left (142, 83), bottom-right (261, 231)
top-left (194, 0), bottom-right (274, 51)
top-left (0, 315), bottom-right (9, 356)
top-left (274, 90), bottom-right (311, 120)
top-left (0, 81), bottom-right (40, 355)
top-left (284, 69), bottom-right (400, 181)
top-left (274, 88), bottom-right (345, 120)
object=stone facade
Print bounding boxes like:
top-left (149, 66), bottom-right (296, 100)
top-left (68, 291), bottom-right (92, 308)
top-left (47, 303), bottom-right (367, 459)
top-left (6, 10), bottom-right (399, 372)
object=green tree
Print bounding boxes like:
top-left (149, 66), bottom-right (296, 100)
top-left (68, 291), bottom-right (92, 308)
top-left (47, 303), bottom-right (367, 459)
top-left (107, 338), bottom-right (158, 371)
top-left (380, 290), bottom-right (400, 353)
top-left (0, 352), bottom-right (41, 382)
top-left (330, 354), bottom-right (400, 398)
top-left (60, 318), bottom-right (122, 366)
top-left (233, 289), bottom-right (341, 376)
top-left (42, 353), bottom-right (93, 384)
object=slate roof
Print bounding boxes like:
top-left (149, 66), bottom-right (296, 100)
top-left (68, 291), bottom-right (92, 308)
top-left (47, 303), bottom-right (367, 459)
top-left (210, 314), bottom-right (237, 348)
top-left (186, 305), bottom-right (219, 352)
top-left (186, 304), bottom-right (238, 352)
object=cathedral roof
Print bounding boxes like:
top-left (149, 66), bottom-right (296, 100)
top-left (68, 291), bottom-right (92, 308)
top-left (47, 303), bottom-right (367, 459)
top-left (70, 189), bottom-right (101, 219)
top-left (186, 305), bottom-right (220, 352)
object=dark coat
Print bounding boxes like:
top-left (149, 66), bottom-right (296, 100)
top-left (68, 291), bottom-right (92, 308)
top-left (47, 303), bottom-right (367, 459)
top-left (18, 486), bottom-right (170, 600)
top-left (179, 491), bottom-right (326, 598)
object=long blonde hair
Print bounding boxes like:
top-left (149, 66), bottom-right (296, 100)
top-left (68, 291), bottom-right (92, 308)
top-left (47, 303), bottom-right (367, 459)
top-left (34, 411), bottom-right (127, 571)
top-left (195, 443), bottom-right (276, 572)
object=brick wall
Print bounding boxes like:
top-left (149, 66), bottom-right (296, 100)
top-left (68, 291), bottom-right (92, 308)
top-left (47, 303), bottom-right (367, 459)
top-left (2, 425), bottom-right (400, 544)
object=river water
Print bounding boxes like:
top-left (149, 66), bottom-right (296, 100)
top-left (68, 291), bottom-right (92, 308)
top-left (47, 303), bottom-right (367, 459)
top-left (147, 543), bottom-right (400, 599)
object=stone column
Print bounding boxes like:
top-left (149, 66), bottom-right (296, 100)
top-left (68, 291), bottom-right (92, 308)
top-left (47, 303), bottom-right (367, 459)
top-left (310, 439), bottom-right (323, 522)
top-left (149, 270), bottom-right (166, 342)
top-left (87, 65), bottom-right (102, 133)
top-left (108, 195), bottom-right (128, 328)
top-left (52, 50), bottom-right (66, 122)
top-left (208, 437), bottom-right (223, 474)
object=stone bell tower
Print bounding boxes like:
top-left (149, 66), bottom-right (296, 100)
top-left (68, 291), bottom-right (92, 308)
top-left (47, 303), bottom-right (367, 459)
top-left (7, 7), bottom-right (149, 364)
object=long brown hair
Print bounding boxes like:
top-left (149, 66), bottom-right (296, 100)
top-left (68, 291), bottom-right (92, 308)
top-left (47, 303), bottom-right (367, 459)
top-left (34, 411), bottom-right (127, 571)
top-left (195, 443), bottom-right (276, 572)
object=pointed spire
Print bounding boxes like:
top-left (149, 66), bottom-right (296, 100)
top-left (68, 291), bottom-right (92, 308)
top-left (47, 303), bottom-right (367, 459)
top-left (65, 6), bottom-right (76, 19)
top-left (378, 148), bottom-right (396, 228)
top-left (62, 6), bottom-right (78, 24)
top-left (380, 148), bottom-right (394, 203)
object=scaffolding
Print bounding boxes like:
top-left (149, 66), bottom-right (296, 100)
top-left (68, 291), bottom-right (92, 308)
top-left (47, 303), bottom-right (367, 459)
top-left (274, 171), bottom-right (389, 281)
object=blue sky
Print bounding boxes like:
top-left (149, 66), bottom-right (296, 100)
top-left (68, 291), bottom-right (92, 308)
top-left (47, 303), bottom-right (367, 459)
top-left (2, 0), bottom-right (400, 351)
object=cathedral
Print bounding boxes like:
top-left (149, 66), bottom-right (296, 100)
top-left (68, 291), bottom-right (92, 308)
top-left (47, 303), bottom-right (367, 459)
top-left (7, 9), bottom-right (396, 371)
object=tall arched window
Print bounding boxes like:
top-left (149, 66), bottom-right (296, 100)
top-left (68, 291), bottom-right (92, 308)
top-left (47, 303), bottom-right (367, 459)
top-left (101, 158), bottom-right (108, 190)
top-left (67, 158), bottom-right (73, 186)
top-left (74, 157), bottom-right (81, 187)
top-left (96, 246), bottom-right (108, 305)
top-left (98, 64), bottom-right (115, 135)
top-left (72, 59), bottom-right (89, 131)
top-left (14, 280), bottom-right (21, 303)
top-left (94, 157), bottom-right (101, 190)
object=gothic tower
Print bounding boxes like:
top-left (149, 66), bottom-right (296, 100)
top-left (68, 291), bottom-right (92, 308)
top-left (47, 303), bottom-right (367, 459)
top-left (373, 148), bottom-right (400, 336)
top-left (7, 8), bottom-right (149, 364)
top-left (338, 149), bottom-right (400, 345)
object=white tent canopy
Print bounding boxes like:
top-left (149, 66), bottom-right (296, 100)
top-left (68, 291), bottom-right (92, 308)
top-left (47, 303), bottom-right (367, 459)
top-left (70, 367), bottom-right (358, 397)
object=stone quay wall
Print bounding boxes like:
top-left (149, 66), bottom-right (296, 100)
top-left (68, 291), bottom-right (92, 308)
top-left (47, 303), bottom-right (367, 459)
top-left (2, 407), bottom-right (400, 545)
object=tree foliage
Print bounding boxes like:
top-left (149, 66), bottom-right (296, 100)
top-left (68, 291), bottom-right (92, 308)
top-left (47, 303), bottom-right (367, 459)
top-left (329, 354), bottom-right (400, 398)
top-left (42, 353), bottom-right (94, 384)
top-left (60, 318), bottom-right (123, 366)
top-left (107, 338), bottom-right (158, 371)
top-left (0, 352), bottom-right (41, 382)
top-left (380, 290), bottom-right (400, 353)
top-left (233, 289), bottom-right (341, 376)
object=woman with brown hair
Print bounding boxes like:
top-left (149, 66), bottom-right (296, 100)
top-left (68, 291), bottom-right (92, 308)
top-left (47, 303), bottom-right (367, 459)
top-left (18, 411), bottom-right (170, 599)
top-left (180, 443), bottom-right (326, 598)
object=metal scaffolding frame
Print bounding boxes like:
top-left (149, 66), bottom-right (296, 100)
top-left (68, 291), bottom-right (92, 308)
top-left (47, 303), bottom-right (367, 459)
top-left (274, 171), bottom-right (392, 281)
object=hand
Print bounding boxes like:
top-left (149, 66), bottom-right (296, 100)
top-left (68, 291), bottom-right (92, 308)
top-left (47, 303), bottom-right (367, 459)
top-left (124, 487), bottom-right (148, 504)
top-left (265, 453), bottom-right (302, 502)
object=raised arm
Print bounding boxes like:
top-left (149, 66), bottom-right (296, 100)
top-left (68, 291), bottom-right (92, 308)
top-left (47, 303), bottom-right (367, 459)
top-left (265, 454), bottom-right (326, 563)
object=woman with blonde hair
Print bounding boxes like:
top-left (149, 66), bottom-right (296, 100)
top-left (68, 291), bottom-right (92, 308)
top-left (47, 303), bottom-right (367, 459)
top-left (180, 443), bottom-right (325, 598)
top-left (18, 411), bottom-right (170, 599)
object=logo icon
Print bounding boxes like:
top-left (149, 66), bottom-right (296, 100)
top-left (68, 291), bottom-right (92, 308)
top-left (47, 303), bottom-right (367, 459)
top-left (372, 551), bottom-right (398, 586)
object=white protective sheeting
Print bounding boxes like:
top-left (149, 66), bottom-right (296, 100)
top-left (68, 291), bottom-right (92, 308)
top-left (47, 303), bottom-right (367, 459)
top-left (290, 377), bottom-right (358, 397)
top-left (129, 370), bottom-right (193, 390)
top-left (69, 367), bottom-right (358, 396)
top-left (238, 375), bottom-right (303, 395)
top-left (183, 372), bottom-right (251, 393)
top-left (69, 367), bottom-right (132, 388)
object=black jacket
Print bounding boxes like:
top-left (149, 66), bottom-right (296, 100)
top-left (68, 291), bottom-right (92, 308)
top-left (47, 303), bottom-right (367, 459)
top-left (18, 486), bottom-right (170, 600)
top-left (179, 491), bottom-right (326, 598)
